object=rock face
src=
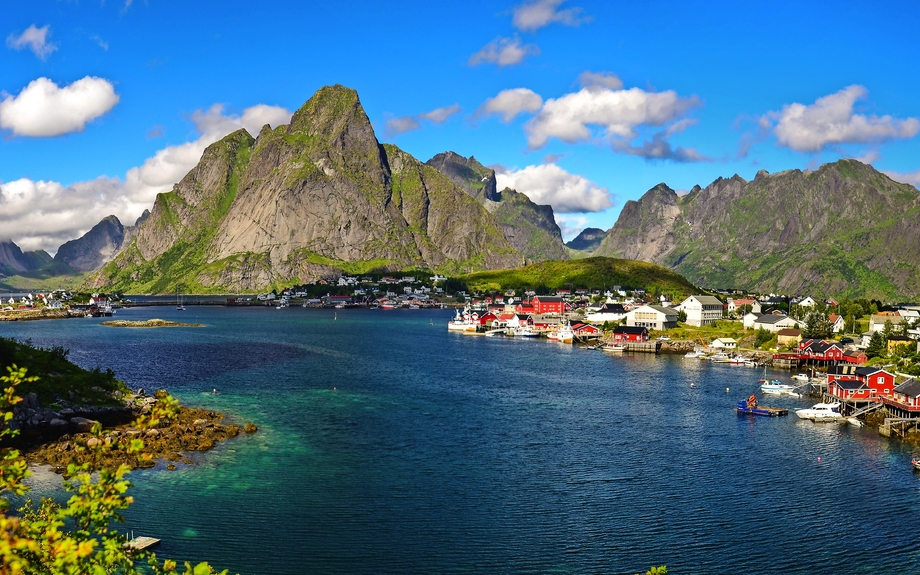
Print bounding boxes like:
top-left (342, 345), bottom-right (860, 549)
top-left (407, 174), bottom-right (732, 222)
top-left (565, 227), bottom-right (606, 252)
top-left (54, 215), bottom-right (126, 272)
top-left (0, 240), bottom-right (52, 275)
top-left (593, 160), bottom-right (920, 299)
top-left (426, 152), bottom-right (568, 262)
top-left (87, 86), bottom-right (524, 293)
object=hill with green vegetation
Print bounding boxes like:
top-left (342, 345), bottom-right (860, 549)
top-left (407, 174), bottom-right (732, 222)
top-left (86, 85), bottom-right (523, 294)
top-left (457, 256), bottom-right (700, 299)
top-left (593, 160), bottom-right (920, 300)
top-left (426, 152), bottom-right (568, 262)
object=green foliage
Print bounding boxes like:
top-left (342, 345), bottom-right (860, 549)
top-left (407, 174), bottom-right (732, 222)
top-left (866, 331), bottom-right (887, 358)
top-left (754, 327), bottom-right (773, 348)
top-left (460, 257), bottom-right (699, 300)
top-left (0, 366), bottom-right (228, 574)
top-left (802, 311), bottom-right (833, 339)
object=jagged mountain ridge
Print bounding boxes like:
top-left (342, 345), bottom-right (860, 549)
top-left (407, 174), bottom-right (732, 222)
top-left (565, 227), bottom-right (606, 252)
top-left (87, 85), bottom-right (523, 293)
top-left (425, 152), bottom-right (568, 262)
top-left (0, 241), bottom-right (52, 276)
top-left (594, 159), bottom-right (920, 299)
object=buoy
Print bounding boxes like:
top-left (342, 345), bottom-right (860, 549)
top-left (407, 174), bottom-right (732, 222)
top-left (690, 383), bottom-right (695, 388)
top-left (817, 457), bottom-right (821, 462)
top-left (726, 387), bottom-right (730, 393)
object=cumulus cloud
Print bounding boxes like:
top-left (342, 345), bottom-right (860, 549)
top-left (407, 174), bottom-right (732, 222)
top-left (418, 104), bottom-right (462, 124)
top-left (495, 163), bottom-right (612, 213)
top-left (766, 85), bottom-right (920, 152)
top-left (6, 24), bottom-right (57, 60)
top-left (476, 88), bottom-right (543, 122)
top-left (468, 36), bottom-right (539, 67)
top-left (884, 169), bottom-right (920, 187)
top-left (0, 103), bottom-right (293, 253)
top-left (578, 71), bottom-right (623, 91)
top-left (852, 150), bottom-right (880, 165)
top-left (614, 131), bottom-right (710, 162)
top-left (0, 76), bottom-right (120, 137)
top-left (524, 85), bottom-right (701, 150)
top-left (512, 0), bottom-right (589, 32)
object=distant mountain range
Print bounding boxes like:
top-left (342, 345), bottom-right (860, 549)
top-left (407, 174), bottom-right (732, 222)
top-left (589, 159), bottom-right (920, 300)
top-left (5, 85), bottom-right (920, 301)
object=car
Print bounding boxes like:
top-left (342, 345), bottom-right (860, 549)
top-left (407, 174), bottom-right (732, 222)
top-left (839, 337), bottom-right (854, 344)
top-left (657, 336), bottom-right (671, 341)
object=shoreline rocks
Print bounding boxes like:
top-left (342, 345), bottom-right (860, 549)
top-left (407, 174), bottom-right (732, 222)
top-left (8, 389), bottom-right (255, 473)
top-left (100, 318), bottom-right (204, 328)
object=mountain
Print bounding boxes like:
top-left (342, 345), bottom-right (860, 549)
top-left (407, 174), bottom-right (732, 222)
top-left (565, 227), bottom-right (606, 252)
top-left (87, 85), bottom-right (523, 293)
top-left (54, 211), bottom-right (150, 272)
top-left (0, 241), bottom-right (53, 276)
top-left (425, 152), bottom-right (568, 262)
top-left (593, 159), bottom-right (920, 299)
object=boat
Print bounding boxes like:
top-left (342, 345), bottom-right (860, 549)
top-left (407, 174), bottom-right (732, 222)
top-left (176, 289), bottom-right (185, 311)
top-left (709, 352), bottom-right (731, 363)
top-left (912, 458), bottom-right (920, 471)
top-left (761, 380), bottom-right (797, 395)
top-left (847, 417), bottom-right (863, 427)
top-left (512, 325), bottom-right (540, 337)
top-left (684, 350), bottom-right (704, 359)
top-left (736, 395), bottom-right (788, 417)
top-left (447, 307), bottom-right (478, 332)
top-left (792, 373), bottom-right (810, 382)
top-left (795, 402), bottom-right (844, 422)
top-left (729, 356), bottom-right (746, 365)
top-left (550, 323), bottom-right (574, 344)
top-left (744, 360), bottom-right (757, 367)
top-left (603, 343), bottom-right (627, 352)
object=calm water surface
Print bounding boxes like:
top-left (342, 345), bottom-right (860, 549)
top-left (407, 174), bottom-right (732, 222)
top-left (4, 306), bottom-right (920, 574)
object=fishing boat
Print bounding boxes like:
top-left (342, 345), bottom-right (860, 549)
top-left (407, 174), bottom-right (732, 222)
top-left (447, 307), bottom-right (477, 332)
top-left (761, 381), bottom-right (797, 395)
top-left (603, 343), bottom-right (627, 352)
top-left (512, 325), bottom-right (540, 337)
top-left (709, 352), bottom-right (731, 363)
top-left (795, 402), bottom-right (844, 422)
top-left (792, 373), bottom-right (810, 382)
top-left (684, 349), bottom-right (704, 359)
top-left (912, 458), bottom-right (920, 471)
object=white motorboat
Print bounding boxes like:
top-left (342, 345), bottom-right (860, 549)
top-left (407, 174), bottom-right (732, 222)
top-left (795, 402), bottom-right (844, 422)
top-left (447, 307), bottom-right (478, 332)
top-left (684, 350), bottom-right (704, 359)
top-left (512, 325), bottom-right (540, 337)
top-left (761, 380), bottom-right (797, 395)
top-left (603, 343), bottom-right (627, 352)
top-left (792, 373), bottom-right (810, 382)
top-left (709, 352), bottom-right (731, 363)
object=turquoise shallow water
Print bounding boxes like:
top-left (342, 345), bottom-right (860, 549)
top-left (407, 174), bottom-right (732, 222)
top-left (5, 306), bottom-right (920, 574)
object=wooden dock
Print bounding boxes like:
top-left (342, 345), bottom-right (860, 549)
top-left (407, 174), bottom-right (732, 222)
top-left (125, 536), bottom-right (160, 551)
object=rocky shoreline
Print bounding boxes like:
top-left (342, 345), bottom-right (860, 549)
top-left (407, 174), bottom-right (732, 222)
top-left (100, 318), bottom-right (204, 328)
top-left (9, 389), bottom-right (256, 473)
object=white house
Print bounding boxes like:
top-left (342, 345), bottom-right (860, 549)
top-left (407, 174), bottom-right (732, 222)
top-left (585, 303), bottom-right (628, 324)
top-left (751, 314), bottom-right (799, 333)
top-left (797, 296), bottom-right (818, 308)
top-left (626, 305), bottom-right (679, 331)
top-left (710, 338), bottom-right (737, 349)
top-left (676, 295), bottom-right (723, 327)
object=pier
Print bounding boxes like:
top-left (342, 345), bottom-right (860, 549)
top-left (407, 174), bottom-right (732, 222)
top-left (125, 534), bottom-right (160, 551)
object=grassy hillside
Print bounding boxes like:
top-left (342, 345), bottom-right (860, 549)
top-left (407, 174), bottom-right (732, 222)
top-left (459, 256), bottom-right (700, 299)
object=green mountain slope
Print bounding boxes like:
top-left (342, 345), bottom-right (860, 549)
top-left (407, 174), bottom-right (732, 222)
top-left (594, 160), bottom-right (920, 300)
top-left (426, 152), bottom-right (568, 262)
top-left (459, 256), bottom-right (699, 300)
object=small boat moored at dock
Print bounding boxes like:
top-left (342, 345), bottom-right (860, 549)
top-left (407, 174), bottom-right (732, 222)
top-left (736, 395), bottom-right (788, 417)
top-left (795, 402), bottom-right (844, 422)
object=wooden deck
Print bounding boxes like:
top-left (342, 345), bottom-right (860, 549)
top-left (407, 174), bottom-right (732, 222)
top-left (125, 536), bottom-right (160, 551)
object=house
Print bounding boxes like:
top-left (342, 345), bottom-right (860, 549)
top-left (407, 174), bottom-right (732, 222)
top-left (827, 364), bottom-right (859, 383)
top-left (869, 313), bottom-right (905, 333)
top-left (570, 322), bottom-right (601, 338)
top-left (829, 379), bottom-right (871, 401)
top-left (532, 296), bottom-right (564, 315)
top-left (855, 366), bottom-right (896, 397)
top-left (827, 314), bottom-right (845, 333)
top-left (514, 301), bottom-right (536, 315)
top-left (797, 296), bottom-right (818, 308)
top-left (842, 350), bottom-right (868, 364)
top-left (676, 295), bottom-right (723, 327)
top-left (626, 305), bottom-right (679, 331)
top-left (776, 329), bottom-right (802, 346)
top-left (612, 326), bottom-right (649, 342)
top-left (727, 298), bottom-right (758, 315)
top-left (710, 338), bottom-right (737, 349)
top-left (751, 314), bottom-right (799, 333)
top-left (884, 378), bottom-right (920, 413)
top-left (477, 312), bottom-right (498, 326)
top-left (585, 303), bottom-right (627, 324)
top-left (888, 336), bottom-right (914, 352)
top-left (798, 340), bottom-right (845, 363)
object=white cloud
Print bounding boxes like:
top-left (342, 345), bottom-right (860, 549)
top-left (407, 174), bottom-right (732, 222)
top-left (524, 85), bottom-right (701, 150)
top-left (477, 88), bottom-right (543, 122)
top-left (0, 103), bottom-right (292, 253)
top-left (495, 163), bottom-right (612, 213)
top-left (512, 0), bottom-right (589, 32)
top-left (884, 169), bottom-right (920, 187)
top-left (384, 116), bottom-right (421, 137)
top-left (468, 36), bottom-right (539, 67)
top-left (0, 76), bottom-right (120, 137)
top-left (767, 85), bottom-right (920, 152)
top-left (91, 34), bottom-right (109, 50)
top-left (6, 24), bottom-right (57, 60)
top-left (578, 71), bottom-right (622, 91)
top-left (418, 104), bottom-right (462, 124)
top-left (852, 150), bottom-right (880, 165)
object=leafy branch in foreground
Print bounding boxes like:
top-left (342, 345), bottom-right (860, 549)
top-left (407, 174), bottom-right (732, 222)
top-left (0, 365), bottom-right (228, 575)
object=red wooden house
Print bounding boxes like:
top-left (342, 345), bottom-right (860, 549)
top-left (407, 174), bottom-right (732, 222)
top-left (570, 322), bottom-right (600, 337)
top-left (829, 379), bottom-right (871, 400)
top-left (856, 367), bottom-right (896, 397)
top-left (532, 296), bottom-right (564, 315)
top-left (611, 326), bottom-right (649, 342)
top-left (798, 340), bottom-right (845, 362)
top-left (883, 378), bottom-right (920, 413)
top-left (514, 301), bottom-right (536, 315)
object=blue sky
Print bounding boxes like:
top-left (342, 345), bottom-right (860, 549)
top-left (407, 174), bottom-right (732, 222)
top-left (3, 0), bottom-right (920, 253)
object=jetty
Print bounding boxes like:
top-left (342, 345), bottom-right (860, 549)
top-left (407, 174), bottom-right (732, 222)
top-left (736, 398), bottom-right (788, 417)
top-left (125, 535), bottom-right (160, 551)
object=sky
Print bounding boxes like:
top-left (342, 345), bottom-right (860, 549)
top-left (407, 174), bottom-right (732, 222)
top-left (3, 0), bottom-right (920, 253)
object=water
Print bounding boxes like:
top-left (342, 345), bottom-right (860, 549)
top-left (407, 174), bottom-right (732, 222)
top-left (4, 307), bottom-right (920, 574)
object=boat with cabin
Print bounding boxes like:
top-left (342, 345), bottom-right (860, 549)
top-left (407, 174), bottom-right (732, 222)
top-left (447, 307), bottom-right (478, 332)
top-left (795, 402), bottom-right (844, 422)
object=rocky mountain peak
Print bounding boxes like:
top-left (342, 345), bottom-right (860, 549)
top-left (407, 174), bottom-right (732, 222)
top-left (54, 215), bottom-right (126, 272)
top-left (426, 151), bottom-right (499, 202)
